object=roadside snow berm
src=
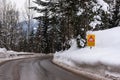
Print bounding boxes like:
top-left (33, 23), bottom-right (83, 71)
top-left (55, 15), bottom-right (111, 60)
top-left (53, 27), bottom-right (120, 80)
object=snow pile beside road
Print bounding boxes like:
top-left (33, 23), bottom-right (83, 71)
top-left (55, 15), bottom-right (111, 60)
top-left (0, 49), bottom-right (47, 64)
top-left (0, 48), bottom-right (42, 62)
top-left (53, 27), bottom-right (120, 78)
top-left (0, 48), bottom-right (9, 58)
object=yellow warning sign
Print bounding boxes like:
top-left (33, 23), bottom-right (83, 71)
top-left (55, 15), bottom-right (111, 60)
top-left (87, 34), bottom-right (95, 47)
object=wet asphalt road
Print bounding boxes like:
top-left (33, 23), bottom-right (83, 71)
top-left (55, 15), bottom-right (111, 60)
top-left (0, 56), bottom-right (91, 80)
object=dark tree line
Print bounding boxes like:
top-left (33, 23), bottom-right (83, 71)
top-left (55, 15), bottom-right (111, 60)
top-left (26, 0), bottom-right (120, 54)
top-left (0, 0), bottom-right (120, 54)
top-left (17, 0), bottom-right (120, 54)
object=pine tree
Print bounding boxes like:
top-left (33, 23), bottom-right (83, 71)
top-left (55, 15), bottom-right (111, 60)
top-left (28, 28), bottom-right (35, 52)
top-left (109, 0), bottom-right (120, 28)
top-left (32, 0), bottom-right (52, 53)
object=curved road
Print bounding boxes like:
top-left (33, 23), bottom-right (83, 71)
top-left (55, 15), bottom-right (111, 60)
top-left (0, 56), bottom-right (91, 80)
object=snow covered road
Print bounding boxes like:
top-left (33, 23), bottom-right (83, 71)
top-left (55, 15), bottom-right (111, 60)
top-left (0, 56), bottom-right (91, 80)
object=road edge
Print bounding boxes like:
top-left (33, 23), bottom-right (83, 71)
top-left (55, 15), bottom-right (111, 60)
top-left (52, 60), bottom-right (110, 80)
top-left (0, 54), bottom-right (53, 66)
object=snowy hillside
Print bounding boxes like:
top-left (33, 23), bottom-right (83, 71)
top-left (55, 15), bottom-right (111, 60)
top-left (54, 27), bottom-right (120, 67)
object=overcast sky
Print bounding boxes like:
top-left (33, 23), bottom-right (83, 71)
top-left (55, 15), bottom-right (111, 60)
top-left (9, 0), bottom-right (43, 21)
top-left (10, 0), bottom-right (26, 10)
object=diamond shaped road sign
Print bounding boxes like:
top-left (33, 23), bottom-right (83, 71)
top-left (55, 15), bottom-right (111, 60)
top-left (87, 34), bottom-right (95, 47)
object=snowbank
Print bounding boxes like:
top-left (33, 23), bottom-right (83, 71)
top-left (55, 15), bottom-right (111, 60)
top-left (0, 48), bottom-right (47, 64)
top-left (0, 48), bottom-right (8, 58)
top-left (0, 48), bottom-right (41, 62)
top-left (53, 27), bottom-right (120, 77)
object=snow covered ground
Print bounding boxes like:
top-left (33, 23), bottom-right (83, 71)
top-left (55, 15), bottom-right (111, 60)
top-left (53, 27), bottom-right (120, 78)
